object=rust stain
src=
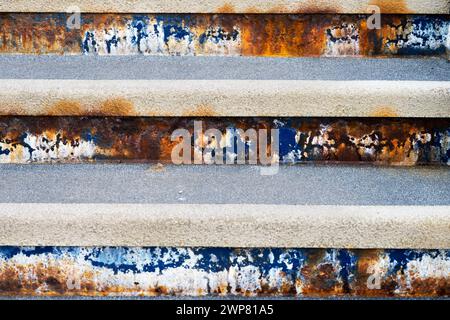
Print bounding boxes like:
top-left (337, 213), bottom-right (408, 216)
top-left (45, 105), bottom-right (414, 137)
top-left (98, 98), bottom-right (135, 116)
top-left (0, 248), bottom-right (449, 297)
top-left (370, 106), bottom-right (400, 117)
top-left (0, 117), bottom-right (449, 165)
top-left (241, 15), bottom-right (329, 57)
top-left (243, 6), bottom-right (262, 14)
top-left (369, 0), bottom-right (409, 14)
top-left (182, 105), bottom-right (218, 117)
top-left (0, 14), bottom-right (80, 54)
top-left (216, 3), bottom-right (236, 13)
top-left (46, 100), bottom-right (84, 116)
top-left (0, 13), bottom-right (448, 57)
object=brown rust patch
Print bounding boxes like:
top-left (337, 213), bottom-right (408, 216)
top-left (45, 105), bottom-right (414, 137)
top-left (0, 14), bottom-right (80, 54)
top-left (370, 106), bottom-right (400, 117)
top-left (183, 105), bottom-right (218, 117)
top-left (46, 100), bottom-right (84, 116)
top-left (241, 14), bottom-right (329, 57)
top-left (369, 0), bottom-right (409, 14)
top-left (0, 117), bottom-right (448, 165)
top-left (216, 3), bottom-right (236, 13)
top-left (243, 6), bottom-right (262, 14)
top-left (98, 98), bottom-right (135, 116)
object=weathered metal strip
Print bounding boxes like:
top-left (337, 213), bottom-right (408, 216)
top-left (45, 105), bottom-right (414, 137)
top-left (1, 0), bottom-right (449, 14)
top-left (0, 14), bottom-right (448, 57)
top-left (0, 247), bottom-right (448, 297)
top-left (0, 117), bottom-right (449, 165)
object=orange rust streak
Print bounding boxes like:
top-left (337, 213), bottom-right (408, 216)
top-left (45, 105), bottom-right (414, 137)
top-left (370, 106), bottom-right (400, 117)
top-left (369, 0), bottom-right (409, 14)
top-left (241, 15), bottom-right (328, 57)
top-left (182, 105), bottom-right (217, 117)
top-left (216, 3), bottom-right (236, 13)
top-left (98, 98), bottom-right (136, 116)
top-left (46, 100), bottom-right (84, 116)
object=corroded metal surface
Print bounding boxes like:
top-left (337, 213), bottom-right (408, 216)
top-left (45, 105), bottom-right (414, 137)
top-left (0, 14), bottom-right (448, 57)
top-left (0, 247), bottom-right (448, 297)
top-left (0, 117), bottom-right (449, 165)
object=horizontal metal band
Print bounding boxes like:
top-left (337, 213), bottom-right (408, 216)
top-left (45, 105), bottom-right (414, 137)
top-left (0, 80), bottom-right (449, 117)
top-left (1, 0), bottom-right (448, 14)
top-left (0, 204), bottom-right (449, 248)
top-left (0, 14), bottom-right (448, 57)
top-left (0, 246), bottom-right (449, 297)
top-left (0, 117), bottom-right (449, 165)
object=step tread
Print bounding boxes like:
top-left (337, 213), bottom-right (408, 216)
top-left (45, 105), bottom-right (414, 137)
top-left (1, 56), bottom-right (448, 81)
top-left (0, 164), bottom-right (448, 205)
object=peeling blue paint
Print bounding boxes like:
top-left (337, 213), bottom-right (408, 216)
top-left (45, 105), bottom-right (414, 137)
top-left (0, 247), bottom-right (448, 297)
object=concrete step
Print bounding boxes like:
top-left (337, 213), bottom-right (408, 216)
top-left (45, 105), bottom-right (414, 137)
top-left (0, 1), bottom-right (448, 300)
top-left (1, 56), bottom-right (449, 81)
top-left (1, 79), bottom-right (448, 117)
top-left (0, 163), bottom-right (448, 248)
top-left (1, 163), bottom-right (448, 205)
top-left (3, 0), bottom-right (448, 14)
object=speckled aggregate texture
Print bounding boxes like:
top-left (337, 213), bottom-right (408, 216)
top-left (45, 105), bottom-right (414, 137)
top-left (0, 0), bottom-right (448, 13)
top-left (0, 203), bottom-right (449, 248)
top-left (0, 80), bottom-right (449, 117)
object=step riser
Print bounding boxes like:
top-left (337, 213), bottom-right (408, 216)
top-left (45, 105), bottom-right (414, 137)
top-left (1, 13), bottom-right (448, 57)
top-left (0, 117), bottom-right (449, 165)
top-left (0, 247), bottom-right (448, 298)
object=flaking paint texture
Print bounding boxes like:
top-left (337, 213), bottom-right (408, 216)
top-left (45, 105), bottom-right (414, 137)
top-left (0, 247), bottom-right (448, 297)
top-left (0, 117), bottom-right (449, 165)
top-left (0, 14), bottom-right (448, 57)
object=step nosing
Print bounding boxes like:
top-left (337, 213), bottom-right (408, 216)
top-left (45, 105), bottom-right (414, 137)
top-left (1, 0), bottom-right (449, 14)
top-left (0, 79), bottom-right (448, 117)
top-left (0, 203), bottom-right (449, 248)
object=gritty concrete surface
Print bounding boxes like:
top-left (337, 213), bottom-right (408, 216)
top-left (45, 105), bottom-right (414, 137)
top-left (0, 203), bottom-right (449, 248)
top-left (0, 79), bottom-right (449, 117)
top-left (0, 165), bottom-right (448, 247)
top-left (1, 56), bottom-right (449, 81)
top-left (0, 164), bottom-right (448, 205)
top-left (1, 0), bottom-right (448, 13)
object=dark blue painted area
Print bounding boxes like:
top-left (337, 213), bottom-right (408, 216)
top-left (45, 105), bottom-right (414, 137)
top-left (199, 27), bottom-right (239, 45)
top-left (385, 17), bottom-right (449, 56)
top-left (79, 248), bottom-right (308, 275)
top-left (1, 247), bottom-right (447, 275)
top-left (82, 32), bottom-right (97, 53)
top-left (128, 18), bottom-right (149, 52)
top-left (0, 146), bottom-right (10, 156)
top-left (336, 250), bottom-right (356, 292)
top-left (433, 129), bottom-right (450, 164)
top-left (384, 249), bottom-right (444, 275)
top-left (278, 127), bottom-right (300, 161)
